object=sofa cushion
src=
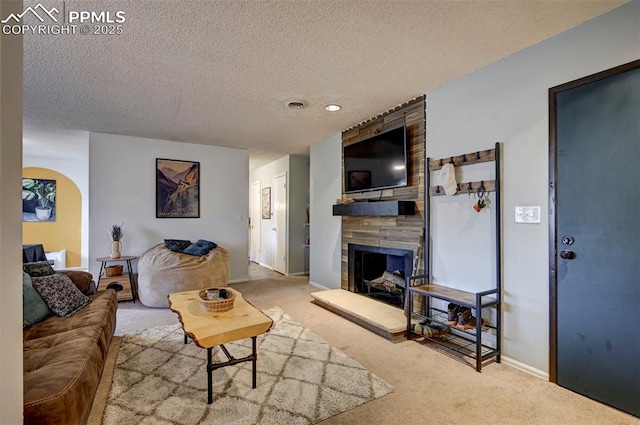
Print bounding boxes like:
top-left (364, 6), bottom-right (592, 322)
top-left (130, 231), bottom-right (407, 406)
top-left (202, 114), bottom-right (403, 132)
top-left (31, 273), bottom-right (91, 317)
top-left (23, 261), bottom-right (56, 278)
top-left (23, 291), bottom-right (117, 342)
top-left (59, 270), bottom-right (96, 294)
top-left (23, 290), bottom-right (117, 425)
top-left (164, 238), bottom-right (192, 252)
top-left (183, 239), bottom-right (218, 256)
top-left (23, 272), bottom-right (51, 328)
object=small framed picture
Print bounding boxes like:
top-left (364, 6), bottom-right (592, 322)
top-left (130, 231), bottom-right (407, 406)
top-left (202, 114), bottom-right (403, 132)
top-left (262, 187), bottom-right (271, 219)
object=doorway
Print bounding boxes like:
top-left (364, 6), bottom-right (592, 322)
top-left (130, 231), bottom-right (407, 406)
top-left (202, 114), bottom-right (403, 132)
top-left (273, 173), bottom-right (287, 274)
top-left (249, 181), bottom-right (261, 263)
top-left (549, 60), bottom-right (639, 416)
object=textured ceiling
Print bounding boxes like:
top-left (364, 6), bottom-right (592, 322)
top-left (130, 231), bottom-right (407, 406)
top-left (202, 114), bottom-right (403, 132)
top-left (22, 0), bottom-right (626, 168)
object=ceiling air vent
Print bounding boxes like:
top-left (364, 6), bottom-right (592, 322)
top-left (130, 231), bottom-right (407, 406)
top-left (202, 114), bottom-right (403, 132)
top-left (286, 101), bottom-right (306, 109)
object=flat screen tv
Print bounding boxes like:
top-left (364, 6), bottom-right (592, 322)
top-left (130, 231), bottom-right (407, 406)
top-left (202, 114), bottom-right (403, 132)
top-left (343, 126), bottom-right (408, 193)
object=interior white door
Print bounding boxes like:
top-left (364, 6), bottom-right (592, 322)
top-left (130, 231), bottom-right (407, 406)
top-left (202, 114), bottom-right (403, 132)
top-left (273, 173), bottom-right (287, 274)
top-left (249, 181), bottom-right (261, 263)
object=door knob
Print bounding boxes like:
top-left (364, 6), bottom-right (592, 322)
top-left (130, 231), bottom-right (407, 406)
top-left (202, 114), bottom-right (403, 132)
top-left (560, 250), bottom-right (575, 260)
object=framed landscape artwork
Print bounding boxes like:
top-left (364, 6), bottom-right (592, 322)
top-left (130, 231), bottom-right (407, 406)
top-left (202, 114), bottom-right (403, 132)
top-left (156, 159), bottom-right (200, 218)
top-left (262, 187), bottom-right (271, 219)
top-left (22, 178), bottom-right (56, 222)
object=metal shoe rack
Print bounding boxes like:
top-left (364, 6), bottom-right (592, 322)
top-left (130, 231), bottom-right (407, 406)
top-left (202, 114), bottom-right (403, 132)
top-left (406, 142), bottom-right (501, 372)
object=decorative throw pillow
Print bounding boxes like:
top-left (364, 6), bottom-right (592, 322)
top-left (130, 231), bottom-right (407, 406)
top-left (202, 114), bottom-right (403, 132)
top-left (23, 261), bottom-right (56, 278)
top-left (183, 239), bottom-right (217, 256)
top-left (164, 239), bottom-right (192, 253)
top-left (183, 244), bottom-right (208, 256)
top-left (23, 272), bottom-right (51, 328)
top-left (31, 273), bottom-right (91, 317)
top-left (195, 239), bottom-right (217, 250)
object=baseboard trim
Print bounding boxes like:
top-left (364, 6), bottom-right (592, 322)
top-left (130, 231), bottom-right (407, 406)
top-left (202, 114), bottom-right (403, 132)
top-left (287, 271), bottom-right (309, 277)
top-left (502, 356), bottom-right (548, 380)
top-left (258, 262), bottom-right (273, 270)
top-left (228, 278), bottom-right (248, 284)
top-left (309, 280), bottom-right (331, 291)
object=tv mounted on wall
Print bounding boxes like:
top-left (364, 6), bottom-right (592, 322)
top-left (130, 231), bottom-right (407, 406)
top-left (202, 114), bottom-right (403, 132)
top-left (343, 126), bottom-right (408, 193)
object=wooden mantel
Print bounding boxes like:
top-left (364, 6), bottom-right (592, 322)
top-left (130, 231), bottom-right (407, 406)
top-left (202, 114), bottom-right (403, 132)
top-left (332, 200), bottom-right (415, 217)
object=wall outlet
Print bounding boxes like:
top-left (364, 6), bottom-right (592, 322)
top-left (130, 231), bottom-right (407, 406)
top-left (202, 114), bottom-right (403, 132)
top-left (515, 206), bottom-right (541, 224)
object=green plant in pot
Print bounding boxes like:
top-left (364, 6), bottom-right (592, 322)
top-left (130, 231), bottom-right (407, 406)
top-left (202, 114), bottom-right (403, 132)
top-left (22, 179), bottom-right (56, 221)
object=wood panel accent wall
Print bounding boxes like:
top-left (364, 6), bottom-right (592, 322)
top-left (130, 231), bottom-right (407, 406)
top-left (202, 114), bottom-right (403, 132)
top-left (340, 96), bottom-right (426, 290)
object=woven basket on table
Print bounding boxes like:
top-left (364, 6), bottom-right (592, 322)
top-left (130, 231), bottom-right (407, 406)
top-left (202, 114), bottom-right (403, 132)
top-left (105, 265), bottom-right (123, 277)
top-left (198, 288), bottom-right (235, 312)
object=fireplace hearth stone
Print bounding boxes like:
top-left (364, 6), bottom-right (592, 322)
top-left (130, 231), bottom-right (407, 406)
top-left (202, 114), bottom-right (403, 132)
top-left (311, 289), bottom-right (418, 340)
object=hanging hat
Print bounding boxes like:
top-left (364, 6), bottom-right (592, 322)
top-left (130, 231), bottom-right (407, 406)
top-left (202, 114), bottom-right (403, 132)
top-left (439, 163), bottom-right (457, 195)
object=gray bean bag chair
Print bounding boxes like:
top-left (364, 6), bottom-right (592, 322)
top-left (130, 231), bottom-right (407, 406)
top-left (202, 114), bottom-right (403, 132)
top-left (137, 243), bottom-right (229, 308)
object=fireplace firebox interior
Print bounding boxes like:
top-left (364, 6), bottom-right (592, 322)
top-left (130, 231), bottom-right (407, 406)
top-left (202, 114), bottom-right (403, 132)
top-left (348, 244), bottom-right (414, 308)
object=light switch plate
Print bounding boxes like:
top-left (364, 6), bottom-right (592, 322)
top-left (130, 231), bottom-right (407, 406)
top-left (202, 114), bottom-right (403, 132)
top-left (515, 206), bottom-right (541, 223)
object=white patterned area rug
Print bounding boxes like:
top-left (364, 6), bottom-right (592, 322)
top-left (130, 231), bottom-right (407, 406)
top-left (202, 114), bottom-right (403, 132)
top-left (102, 307), bottom-right (393, 425)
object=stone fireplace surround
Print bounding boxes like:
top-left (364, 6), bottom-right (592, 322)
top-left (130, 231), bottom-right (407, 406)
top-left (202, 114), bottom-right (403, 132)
top-left (320, 96), bottom-right (424, 337)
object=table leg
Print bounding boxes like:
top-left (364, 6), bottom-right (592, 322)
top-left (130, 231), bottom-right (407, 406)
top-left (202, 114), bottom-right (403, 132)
top-left (204, 340), bottom-right (259, 404)
top-left (97, 262), bottom-right (106, 291)
top-left (252, 336), bottom-right (257, 389)
top-left (207, 348), bottom-right (213, 404)
top-left (125, 260), bottom-right (137, 303)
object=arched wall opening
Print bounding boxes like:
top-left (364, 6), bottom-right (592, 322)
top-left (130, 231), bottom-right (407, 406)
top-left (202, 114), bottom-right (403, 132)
top-left (22, 167), bottom-right (82, 267)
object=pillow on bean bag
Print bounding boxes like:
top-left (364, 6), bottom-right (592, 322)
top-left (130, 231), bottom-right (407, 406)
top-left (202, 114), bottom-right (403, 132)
top-left (183, 239), bottom-right (218, 256)
top-left (23, 272), bottom-right (51, 328)
top-left (164, 239), bottom-right (192, 253)
top-left (23, 261), bottom-right (56, 278)
top-left (32, 273), bottom-right (91, 317)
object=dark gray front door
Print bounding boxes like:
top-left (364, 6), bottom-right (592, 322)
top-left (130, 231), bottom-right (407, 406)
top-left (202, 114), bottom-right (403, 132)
top-left (552, 62), bottom-right (639, 417)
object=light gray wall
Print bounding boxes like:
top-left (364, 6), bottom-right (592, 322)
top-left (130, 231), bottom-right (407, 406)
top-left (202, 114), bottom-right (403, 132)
top-left (288, 155), bottom-right (310, 275)
top-left (249, 155), bottom-right (310, 275)
top-left (309, 134), bottom-right (342, 289)
top-left (0, 1), bottom-right (24, 421)
top-left (425, 1), bottom-right (640, 376)
top-left (89, 133), bottom-right (249, 282)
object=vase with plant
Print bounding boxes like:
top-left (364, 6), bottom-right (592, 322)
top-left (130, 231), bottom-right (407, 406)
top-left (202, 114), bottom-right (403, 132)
top-left (22, 179), bottom-right (56, 221)
top-left (108, 223), bottom-right (124, 259)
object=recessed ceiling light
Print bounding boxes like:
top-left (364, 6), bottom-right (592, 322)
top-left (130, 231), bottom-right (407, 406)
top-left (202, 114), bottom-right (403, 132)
top-left (324, 104), bottom-right (341, 112)
top-left (286, 101), bottom-right (306, 109)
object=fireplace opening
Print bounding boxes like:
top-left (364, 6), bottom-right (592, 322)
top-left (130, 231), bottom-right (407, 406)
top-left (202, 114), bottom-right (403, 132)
top-left (348, 244), bottom-right (414, 309)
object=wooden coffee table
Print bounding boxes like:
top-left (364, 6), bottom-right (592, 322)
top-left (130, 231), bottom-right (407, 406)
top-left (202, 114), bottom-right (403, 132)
top-left (168, 288), bottom-right (273, 404)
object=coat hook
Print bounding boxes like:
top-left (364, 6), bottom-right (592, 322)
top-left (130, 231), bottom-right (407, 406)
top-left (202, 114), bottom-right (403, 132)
top-left (477, 181), bottom-right (486, 197)
top-left (435, 185), bottom-right (440, 194)
top-left (456, 183), bottom-right (460, 192)
top-left (467, 182), bottom-right (473, 192)
top-left (439, 158), bottom-right (443, 167)
top-left (461, 154), bottom-right (466, 163)
top-left (475, 151), bottom-right (480, 160)
top-left (449, 157), bottom-right (454, 164)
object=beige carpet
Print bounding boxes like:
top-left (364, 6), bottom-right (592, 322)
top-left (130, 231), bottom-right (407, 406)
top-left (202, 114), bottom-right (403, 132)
top-left (96, 307), bottom-right (392, 424)
top-left (89, 266), bottom-right (639, 425)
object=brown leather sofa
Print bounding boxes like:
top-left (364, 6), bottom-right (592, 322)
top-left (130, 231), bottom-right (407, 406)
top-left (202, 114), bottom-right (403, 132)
top-left (23, 271), bottom-right (118, 425)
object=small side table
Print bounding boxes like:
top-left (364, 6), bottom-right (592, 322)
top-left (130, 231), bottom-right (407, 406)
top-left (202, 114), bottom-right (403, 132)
top-left (96, 256), bottom-right (139, 302)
